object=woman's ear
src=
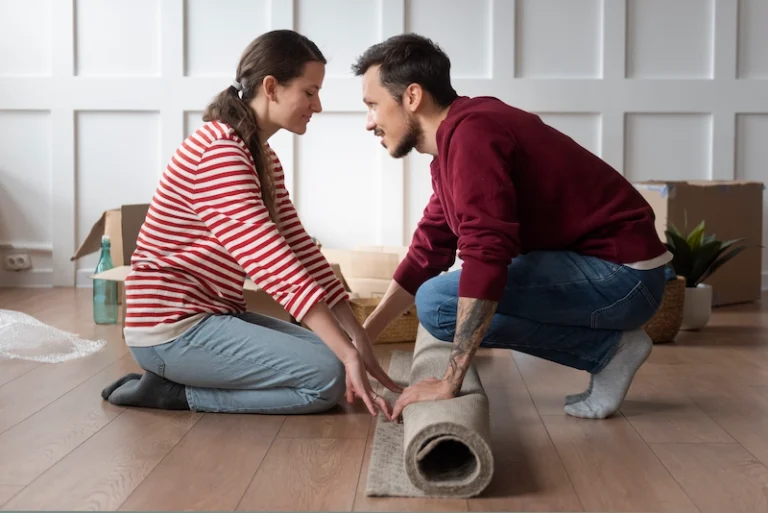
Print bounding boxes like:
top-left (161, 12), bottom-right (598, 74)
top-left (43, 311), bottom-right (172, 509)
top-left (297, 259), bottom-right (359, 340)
top-left (262, 75), bottom-right (278, 102)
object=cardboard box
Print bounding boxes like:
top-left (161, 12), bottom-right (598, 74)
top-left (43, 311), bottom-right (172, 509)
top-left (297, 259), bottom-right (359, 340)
top-left (72, 204), bottom-right (150, 303)
top-left (321, 246), bottom-right (406, 298)
top-left (634, 180), bottom-right (764, 306)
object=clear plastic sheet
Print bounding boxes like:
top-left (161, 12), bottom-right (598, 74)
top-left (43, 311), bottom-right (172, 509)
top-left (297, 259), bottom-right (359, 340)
top-left (0, 309), bottom-right (106, 363)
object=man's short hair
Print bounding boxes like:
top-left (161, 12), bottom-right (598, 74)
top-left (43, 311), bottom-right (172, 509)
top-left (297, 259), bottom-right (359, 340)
top-left (351, 33), bottom-right (459, 108)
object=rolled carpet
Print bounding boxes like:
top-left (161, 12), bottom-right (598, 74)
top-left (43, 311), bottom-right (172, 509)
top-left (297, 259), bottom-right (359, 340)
top-left (365, 326), bottom-right (494, 498)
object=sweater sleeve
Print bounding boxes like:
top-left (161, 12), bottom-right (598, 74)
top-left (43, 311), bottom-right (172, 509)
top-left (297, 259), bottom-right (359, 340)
top-left (448, 114), bottom-right (520, 302)
top-left (266, 146), bottom-right (350, 308)
top-left (393, 190), bottom-right (458, 296)
top-left (189, 139), bottom-right (326, 321)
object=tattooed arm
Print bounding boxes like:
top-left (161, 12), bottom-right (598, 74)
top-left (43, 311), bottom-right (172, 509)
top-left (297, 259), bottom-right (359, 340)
top-left (443, 297), bottom-right (498, 394)
top-left (391, 296), bottom-right (498, 420)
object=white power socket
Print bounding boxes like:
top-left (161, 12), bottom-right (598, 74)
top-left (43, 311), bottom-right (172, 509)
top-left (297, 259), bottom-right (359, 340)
top-left (3, 253), bottom-right (32, 271)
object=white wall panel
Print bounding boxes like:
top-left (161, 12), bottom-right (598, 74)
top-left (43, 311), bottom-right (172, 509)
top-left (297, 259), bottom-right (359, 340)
top-left (2, 0), bottom-right (767, 288)
top-left (405, 151), bottom-right (434, 243)
top-left (297, 0), bottom-right (380, 77)
top-left (627, 0), bottom-right (714, 79)
top-left (75, 0), bottom-right (161, 76)
top-left (296, 113), bottom-right (378, 249)
top-left (75, 111), bottom-right (161, 269)
top-left (0, 0), bottom-right (52, 76)
top-left (185, 110), bottom-right (205, 138)
top-left (624, 113), bottom-right (712, 181)
top-left (0, 111), bottom-right (52, 245)
top-left (537, 113), bottom-right (601, 157)
top-left (515, 0), bottom-right (602, 78)
top-left (184, 0), bottom-right (269, 77)
top-left (736, 114), bottom-right (768, 270)
top-left (737, 0), bottom-right (768, 79)
top-left (406, 0), bottom-right (491, 78)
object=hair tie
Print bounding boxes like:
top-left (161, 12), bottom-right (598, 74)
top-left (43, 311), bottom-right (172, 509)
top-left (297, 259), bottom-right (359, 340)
top-left (232, 79), bottom-right (244, 99)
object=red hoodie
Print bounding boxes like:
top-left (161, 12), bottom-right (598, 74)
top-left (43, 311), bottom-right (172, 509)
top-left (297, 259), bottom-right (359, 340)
top-left (393, 96), bottom-right (667, 302)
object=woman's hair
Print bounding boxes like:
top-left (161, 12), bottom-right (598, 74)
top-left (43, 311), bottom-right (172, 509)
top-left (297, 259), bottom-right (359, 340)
top-left (202, 30), bottom-right (326, 222)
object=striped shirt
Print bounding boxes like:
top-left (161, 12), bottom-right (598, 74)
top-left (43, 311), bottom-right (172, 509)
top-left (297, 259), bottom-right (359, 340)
top-left (123, 121), bottom-right (348, 345)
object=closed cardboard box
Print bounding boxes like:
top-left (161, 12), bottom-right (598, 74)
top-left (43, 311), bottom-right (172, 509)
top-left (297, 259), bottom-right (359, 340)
top-left (634, 180), bottom-right (763, 306)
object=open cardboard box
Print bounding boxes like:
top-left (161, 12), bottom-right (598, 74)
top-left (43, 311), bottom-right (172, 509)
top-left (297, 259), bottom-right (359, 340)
top-left (634, 180), bottom-right (764, 306)
top-left (72, 204), bottom-right (150, 304)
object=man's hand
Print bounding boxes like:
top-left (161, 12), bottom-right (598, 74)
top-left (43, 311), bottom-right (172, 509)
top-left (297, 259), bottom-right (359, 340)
top-left (443, 297), bottom-right (498, 393)
top-left (391, 377), bottom-right (455, 421)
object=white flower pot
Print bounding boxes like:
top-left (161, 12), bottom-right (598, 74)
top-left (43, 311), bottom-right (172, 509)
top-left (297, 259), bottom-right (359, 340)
top-left (681, 283), bottom-right (712, 330)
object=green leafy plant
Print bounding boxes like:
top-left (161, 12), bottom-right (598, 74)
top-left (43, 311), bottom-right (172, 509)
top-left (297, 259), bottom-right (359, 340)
top-left (664, 214), bottom-right (753, 288)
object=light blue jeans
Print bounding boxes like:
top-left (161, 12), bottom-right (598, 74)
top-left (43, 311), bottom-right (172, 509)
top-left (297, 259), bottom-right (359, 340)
top-left (129, 312), bottom-right (346, 414)
top-left (415, 251), bottom-right (666, 374)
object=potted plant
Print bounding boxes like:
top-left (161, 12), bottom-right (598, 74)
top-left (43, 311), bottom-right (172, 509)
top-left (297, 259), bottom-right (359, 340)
top-left (664, 217), bottom-right (752, 330)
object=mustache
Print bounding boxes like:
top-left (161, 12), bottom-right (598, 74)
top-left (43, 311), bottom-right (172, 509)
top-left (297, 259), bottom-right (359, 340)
top-left (373, 128), bottom-right (384, 137)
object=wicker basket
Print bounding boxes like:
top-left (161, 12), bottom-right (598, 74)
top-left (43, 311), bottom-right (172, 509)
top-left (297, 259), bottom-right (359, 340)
top-left (643, 276), bottom-right (685, 343)
top-left (349, 297), bottom-right (419, 343)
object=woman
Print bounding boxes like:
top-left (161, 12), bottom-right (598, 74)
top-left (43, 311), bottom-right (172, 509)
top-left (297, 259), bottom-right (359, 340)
top-left (100, 30), bottom-right (400, 419)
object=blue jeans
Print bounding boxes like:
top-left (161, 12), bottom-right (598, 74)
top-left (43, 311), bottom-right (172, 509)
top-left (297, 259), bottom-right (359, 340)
top-left (128, 312), bottom-right (346, 414)
top-left (415, 251), bottom-right (666, 374)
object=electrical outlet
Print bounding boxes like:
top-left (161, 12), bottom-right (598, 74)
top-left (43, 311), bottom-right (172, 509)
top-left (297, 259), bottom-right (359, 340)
top-left (3, 253), bottom-right (32, 271)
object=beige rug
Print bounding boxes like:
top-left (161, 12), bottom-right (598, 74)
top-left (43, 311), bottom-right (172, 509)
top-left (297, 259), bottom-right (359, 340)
top-left (365, 326), bottom-right (494, 498)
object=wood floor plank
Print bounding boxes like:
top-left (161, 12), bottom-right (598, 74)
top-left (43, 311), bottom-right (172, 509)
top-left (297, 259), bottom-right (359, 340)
top-left (467, 385), bottom-right (583, 512)
top-left (621, 365), bottom-right (736, 444)
top-left (120, 413), bottom-right (285, 511)
top-left (237, 437), bottom-right (366, 511)
top-left (542, 415), bottom-right (699, 512)
top-left (650, 443), bottom-right (768, 513)
top-left (0, 337), bottom-right (128, 434)
top-left (0, 354), bottom-right (139, 486)
top-left (0, 486), bottom-right (22, 508)
top-left (278, 400), bottom-right (372, 439)
top-left (669, 364), bottom-right (768, 469)
top-left (0, 358), bottom-right (40, 387)
top-left (513, 351), bottom-right (589, 416)
top-left (2, 408), bottom-right (201, 511)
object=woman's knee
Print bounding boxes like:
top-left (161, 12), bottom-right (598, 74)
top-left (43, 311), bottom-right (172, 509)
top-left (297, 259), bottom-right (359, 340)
top-left (309, 352), bottom-right (346, 407)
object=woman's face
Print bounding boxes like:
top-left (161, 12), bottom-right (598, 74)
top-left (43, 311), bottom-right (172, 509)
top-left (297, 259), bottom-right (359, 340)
top-left (270, 61), bottom-right (325, 135)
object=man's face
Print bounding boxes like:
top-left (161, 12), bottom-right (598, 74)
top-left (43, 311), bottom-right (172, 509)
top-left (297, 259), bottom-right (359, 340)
top-left (361, 65), bottom-right (422, 158)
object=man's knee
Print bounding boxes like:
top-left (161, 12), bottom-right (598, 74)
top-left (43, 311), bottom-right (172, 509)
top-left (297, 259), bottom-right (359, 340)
top-left (414, 275), bottom-right (456, 339)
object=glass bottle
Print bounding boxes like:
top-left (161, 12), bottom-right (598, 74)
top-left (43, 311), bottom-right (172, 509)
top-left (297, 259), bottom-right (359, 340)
top-left (93, 235), bottom-right (118, 324)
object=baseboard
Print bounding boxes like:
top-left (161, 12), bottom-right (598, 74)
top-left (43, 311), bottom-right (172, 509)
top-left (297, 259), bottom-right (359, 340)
top-left (0, 268), bottom-right (53, 288)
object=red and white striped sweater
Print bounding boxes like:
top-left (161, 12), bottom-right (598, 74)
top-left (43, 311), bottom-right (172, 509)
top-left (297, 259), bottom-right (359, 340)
top-left (124, 121), bottom-right (348, 344)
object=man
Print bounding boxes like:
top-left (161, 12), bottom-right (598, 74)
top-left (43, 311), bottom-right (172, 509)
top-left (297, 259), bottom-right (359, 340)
top-left (351, 33), bottom-right (671, 421)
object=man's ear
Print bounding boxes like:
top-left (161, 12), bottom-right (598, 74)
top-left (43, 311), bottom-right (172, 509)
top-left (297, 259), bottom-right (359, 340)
top-left (262, 75), bottom-right (278, 102)
top-left (403, 83), bottom-right (423, 113)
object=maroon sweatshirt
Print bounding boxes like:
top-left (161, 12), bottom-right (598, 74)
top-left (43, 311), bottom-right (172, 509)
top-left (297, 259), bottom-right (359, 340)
top-left (393, 96), bottom-right (667, 302)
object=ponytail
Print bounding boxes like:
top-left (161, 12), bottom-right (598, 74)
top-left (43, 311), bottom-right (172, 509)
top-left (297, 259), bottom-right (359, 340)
top-left (202, 84), bottom-right (278, 223)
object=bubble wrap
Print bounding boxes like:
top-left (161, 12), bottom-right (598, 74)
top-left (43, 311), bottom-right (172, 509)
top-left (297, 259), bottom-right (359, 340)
top-left (0, 309), bottom-right (106, 363)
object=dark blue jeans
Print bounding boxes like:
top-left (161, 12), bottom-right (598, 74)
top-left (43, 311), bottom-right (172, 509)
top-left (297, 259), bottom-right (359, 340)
top-left (414, 251), bottom-right (666, 374)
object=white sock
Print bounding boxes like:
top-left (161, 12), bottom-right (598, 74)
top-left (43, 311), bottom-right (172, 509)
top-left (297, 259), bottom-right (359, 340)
top-left (564, 329), bottom-right (651, 419)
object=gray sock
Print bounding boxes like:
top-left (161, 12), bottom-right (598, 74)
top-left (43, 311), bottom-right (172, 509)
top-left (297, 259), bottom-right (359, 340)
top-left (564, 329), bottom-right (651, 419)
top-left (564, 375), bottom-right (593, 405)
top-left (101, 373), bottom-right (142, 400)
top-left (107, 372), bottom-right (190, 410)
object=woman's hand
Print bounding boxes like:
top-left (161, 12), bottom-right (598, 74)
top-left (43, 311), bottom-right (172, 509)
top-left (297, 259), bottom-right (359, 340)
top-left (342, 353), bottom-right (395, 420)
top-left (352, 332), bottom-right (403, 395)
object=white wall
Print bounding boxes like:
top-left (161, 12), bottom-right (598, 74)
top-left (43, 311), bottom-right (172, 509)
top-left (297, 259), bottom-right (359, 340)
top-left (0, 0), bottom-right (766, 288)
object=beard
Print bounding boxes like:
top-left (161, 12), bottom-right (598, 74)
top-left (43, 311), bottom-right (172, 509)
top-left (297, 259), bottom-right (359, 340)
top-left (391, 114), bottom-right (423, 159)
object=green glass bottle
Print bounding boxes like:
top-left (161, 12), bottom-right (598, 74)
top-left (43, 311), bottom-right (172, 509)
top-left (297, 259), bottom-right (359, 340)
top-left (93, 235), bottom-right (118, 324)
